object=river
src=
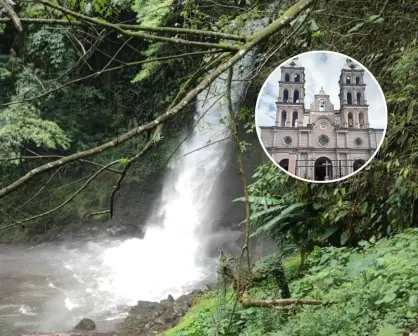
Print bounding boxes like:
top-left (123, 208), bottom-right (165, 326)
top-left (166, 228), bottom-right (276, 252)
top-left (0, 239), bottom-right (215, 335)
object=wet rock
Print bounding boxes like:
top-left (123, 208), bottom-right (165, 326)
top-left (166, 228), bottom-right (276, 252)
top-left (22, 333), bottom-right (118, 336)
top-left (120, 291), bottom-right (201, 336)
top-left (74, 317), bottom-right (96, 331)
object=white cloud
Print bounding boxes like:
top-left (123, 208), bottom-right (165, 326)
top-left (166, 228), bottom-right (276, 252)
top-left (256, 52), bottom-right (387, 129)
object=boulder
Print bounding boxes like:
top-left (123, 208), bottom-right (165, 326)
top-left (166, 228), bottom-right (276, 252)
top-left (22, 333), bottom-right (117, 336)
top-left (74, 318), bottom-right (96, 331)
top-left (120, 291), bottom-right (201, 336)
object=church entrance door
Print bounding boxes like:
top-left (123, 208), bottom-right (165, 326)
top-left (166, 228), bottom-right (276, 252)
top-left (314, 157), bottom-right (332, 181)
top-left (353, 159), bottom-right (366, 172)
top-left (279, 159), bottom-right (289, 171)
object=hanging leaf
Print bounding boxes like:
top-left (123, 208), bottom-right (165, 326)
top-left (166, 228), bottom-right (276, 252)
top-left (367, 14), bottom-right (380, 22)
top-left (376, 325), bottom-right (400, 336)
top-left (319, 226), bottom-right (339, 242)
top-left (407, 294), bottom-right (417, 307)
top-left (309, 19), bottom-right (319, 32)
top-left (406, 100), bottom-right (415, 122)
top-left (340, 231), bottom-right (349, 245)
top-left (380, 291), bottom-right (397, 304)
top-left (348, 22), bottom-right (364, 33)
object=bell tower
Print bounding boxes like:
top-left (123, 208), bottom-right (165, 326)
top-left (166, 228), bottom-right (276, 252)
top-left (339, 58), bottom-right (369, 129)
top-left (276, 58), bottom-right (306, 127)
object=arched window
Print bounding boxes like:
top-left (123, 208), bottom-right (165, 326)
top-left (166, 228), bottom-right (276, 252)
top-left (346, 76), bottom-right (351, 84)
top-left (281, 111), bottom-right (287, 127)
top-left (348, 112), bottom-right (353, 128)
top-left (292, 111), bottom-right (298, 127)
top-left (284, 73), bottom-right (290, 82)
top-left (294, 73), bottom-right (300, 82)
top-left (283, 89), bottom-right (289, 103)
top-left (356, 76), bottom-right (360, 84)
top-left (359, 113), bottom-right (364, 128)
top-left (347, 92), bottom-right (352, 105)
top-left (319, 99), bottom-right (325, 111)
top-left (293, 90), bottom-right (300, 103)
top-left (357, 92), bottom-right (362, 105)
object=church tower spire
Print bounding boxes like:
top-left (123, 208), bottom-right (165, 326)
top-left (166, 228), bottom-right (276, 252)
top-left (339, 58), bottom-right (369, 128)
top-left (275, 58), bottom-right (306, 127)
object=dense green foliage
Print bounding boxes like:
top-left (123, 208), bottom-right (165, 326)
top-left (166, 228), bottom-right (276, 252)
top-left (162, 229), bottom-right (418, 336)
top-left (0, 0), bottom-right (417, 333)
top-left (0, 0), bottom-right (217, 240)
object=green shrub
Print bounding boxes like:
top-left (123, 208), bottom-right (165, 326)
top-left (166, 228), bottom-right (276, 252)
top-left (162, 229), bottom-right (418, 336)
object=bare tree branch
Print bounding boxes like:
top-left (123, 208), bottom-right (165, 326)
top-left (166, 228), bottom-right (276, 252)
top-left (0, 0), bottom-right (22, 32)
top-left (183, 137), bottom-right (231, 156)
top-left (0, 155), bottom-right (123, 174)
top-left (239, 292), bottom-right (326, 308)
top-left (109, 125), bottom-right (163, 219)
top-left (227, 67), bottom-right (251, 272)
top-left (0, 17), bottom-right (246, 41)
top-left (0, 0), bottom-right (314, 200)
top-left (0, 160), bottom-right (121, 231)
top-left (84, 209), bottom-right (110, 218)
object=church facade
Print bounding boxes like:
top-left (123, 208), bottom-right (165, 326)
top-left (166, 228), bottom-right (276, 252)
top-left (259, 58), bottom-right (385, 181)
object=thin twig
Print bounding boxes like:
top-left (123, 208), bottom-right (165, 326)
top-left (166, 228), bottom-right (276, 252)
top-left (183, 137), bottom-right (231, 156)
top-left (109, 128), bottom-right (161, 219)
top-left (0, 160), bottom-right (120, 231)
top-left (0, 17), bottom-right (245, 41)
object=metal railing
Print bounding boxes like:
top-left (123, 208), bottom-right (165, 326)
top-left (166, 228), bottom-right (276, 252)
top-left (295, 159), bottom-right (365, 180)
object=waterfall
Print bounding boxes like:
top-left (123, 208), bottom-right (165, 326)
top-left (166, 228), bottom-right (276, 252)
top-left (99, 16), bottom-right (271, 306)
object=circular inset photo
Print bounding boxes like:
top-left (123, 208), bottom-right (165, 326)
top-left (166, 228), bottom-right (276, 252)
top-left (256, 51), bottom-right (387, 183)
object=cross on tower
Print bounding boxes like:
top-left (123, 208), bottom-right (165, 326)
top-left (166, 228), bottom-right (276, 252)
top-left (322, 161), bottom-right (332, 180)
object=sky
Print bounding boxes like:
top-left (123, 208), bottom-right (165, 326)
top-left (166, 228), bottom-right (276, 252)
top-left (256, 51), bottom-right (387, 129)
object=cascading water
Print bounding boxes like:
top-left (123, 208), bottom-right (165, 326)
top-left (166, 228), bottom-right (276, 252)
top-left (0, 13), bottom-right (273, 336)
top-left (100, 45), bottom-right (259, 304)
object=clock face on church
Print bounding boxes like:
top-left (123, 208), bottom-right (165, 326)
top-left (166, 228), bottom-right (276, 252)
top-left (255, 51), bottom-right (388, 183)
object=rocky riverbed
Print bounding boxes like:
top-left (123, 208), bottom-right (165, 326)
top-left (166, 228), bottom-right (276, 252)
top-left (21, 289), bottom-right (205, 336)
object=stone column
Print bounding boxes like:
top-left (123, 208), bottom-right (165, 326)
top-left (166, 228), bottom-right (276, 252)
top-left (311, 153), bottom-right (315, 180)
top-left (347, 153), bottom-right (352, 175)
top-left (365, 112), bottom-right (370, 128)
top-left (275, 108), bottom-right (279, 126)
top-left (344, 111), bottom-right (349, 128)
top-left (286, 107), bottom-right (292, 127)
top-left (289, 152), bottom-right (297, 175)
